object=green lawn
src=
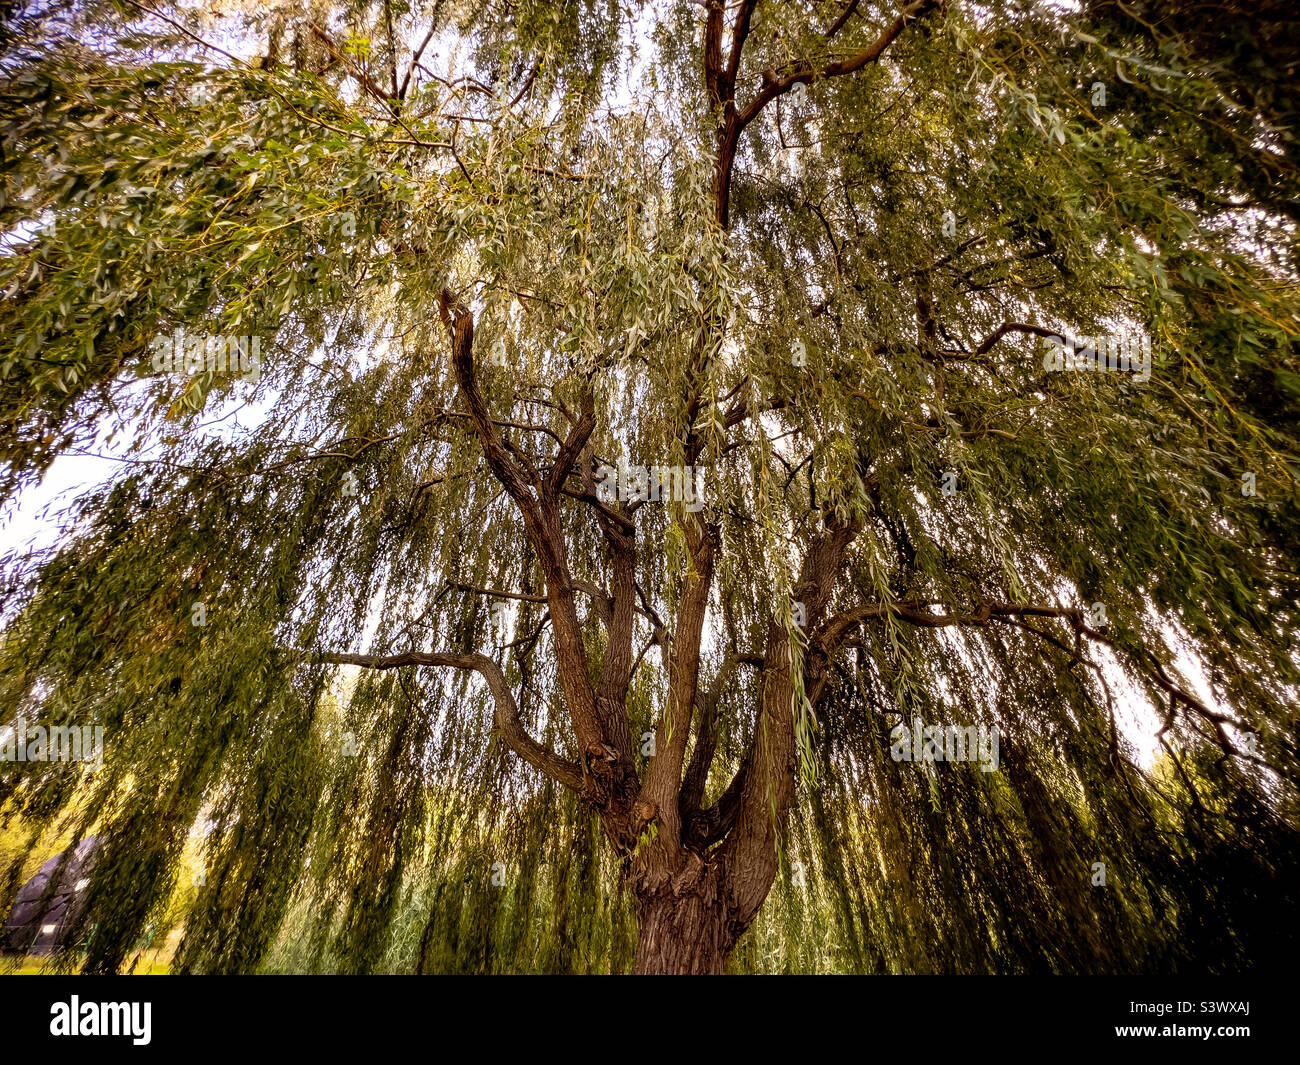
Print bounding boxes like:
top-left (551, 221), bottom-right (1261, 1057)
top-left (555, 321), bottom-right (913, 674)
top-left (3, 953), bottom-right (172, 975)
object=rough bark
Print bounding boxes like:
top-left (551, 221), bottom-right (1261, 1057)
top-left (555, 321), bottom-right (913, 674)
top-left (633, 863), bottom-right (731, 975)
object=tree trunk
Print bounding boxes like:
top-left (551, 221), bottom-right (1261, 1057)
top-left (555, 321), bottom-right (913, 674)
top-left (633, 887), bottom-right (733, 975)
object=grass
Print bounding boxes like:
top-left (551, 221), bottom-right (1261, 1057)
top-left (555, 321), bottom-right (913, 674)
top-left (2, 951), bottom-right (173, 974)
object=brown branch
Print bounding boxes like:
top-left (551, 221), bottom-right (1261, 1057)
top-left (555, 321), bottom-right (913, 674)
top-left (717, 515), bottom-right (861, 916)
top-left (680, 650), bottom-right (764, 815)
top-left (558, 482), bottom-right (637, 532)
top-left (438, 287), bottom-right (609, 763)
top-left (704, 0), bottom-right (726, 109)
top-left (711, 0), bottom-right (941, 228)
top-left (722, 0), bottom-right (761, 102)
top-left (506, 56), bottom-right (543, 110)
top-left (308, 649), bottom-right (584, 791)
top-left (311, 23), bottom-right (393, 108)
top-left (119, 0), bottom-right (246, 66)
top-left (825, 0), bottom-right (862, 38)
top-left (819, 599), bottom-right (1254, 763)
top-left (736, 0), bottom-right (941, 133)
top-left (684, 753), bottom-right (750, 852)
top-left (398, 19), bottom-right (440, 101)
top-left (309, 22), bottom-right (447, 150)
top-left (438, 289), bottom-right (535, 502)
top-left (722, 393), bottom-right (785, 432)
top-left (441, 409), bottom-right (567, 448)
top-left (973, 321), bottom-right (1061, 356)
top-left (446, 583), bottom-right (548, 604)
top-left (546, 391), bottom-right (596, 496)
top-left (637, 509), bottom-right (718, 853)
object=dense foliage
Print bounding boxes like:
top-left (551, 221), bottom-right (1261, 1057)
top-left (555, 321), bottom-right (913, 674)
top-left (0, 0), bottom-right (1297, 973)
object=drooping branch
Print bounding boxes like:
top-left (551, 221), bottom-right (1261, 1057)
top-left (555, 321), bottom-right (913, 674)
top-left (816, 599), bottom-right (1254, 761)
top-left (310, 649), bottom-right (585, 791)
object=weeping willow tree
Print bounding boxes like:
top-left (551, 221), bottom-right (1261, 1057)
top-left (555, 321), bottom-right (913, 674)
top-left (0, 0), bottom-right (1297, 975)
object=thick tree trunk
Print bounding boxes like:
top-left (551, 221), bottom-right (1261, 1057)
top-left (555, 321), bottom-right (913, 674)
top-left (633, 888), bottom-right (733, 975)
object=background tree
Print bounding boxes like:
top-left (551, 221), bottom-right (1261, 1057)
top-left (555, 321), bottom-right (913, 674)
top-left (0, 0), bottom-right (1297, 974)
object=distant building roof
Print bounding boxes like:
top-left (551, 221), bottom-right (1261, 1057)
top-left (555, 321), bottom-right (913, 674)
top-left (3, 836), bottom-right (100, 955)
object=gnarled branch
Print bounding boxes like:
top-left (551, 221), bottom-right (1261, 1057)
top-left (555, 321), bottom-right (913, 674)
top-left (308, 649), bottom-right (585, 792)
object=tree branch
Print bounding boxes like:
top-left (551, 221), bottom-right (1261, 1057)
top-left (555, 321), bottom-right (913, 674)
top-left (309, 649), bottom-right (584, 791)
top-left (438, 288), bottom-right (610, 767)
top-left (736, 0), bottom-right (941, 133)
top-left (816, 599), bottom-right (1249, 759)
top-left (722, 0), bottom-right (761, 102)
top-left (704, 0), bottom-right (726, 109)
top-left (825, 0), bottom-right (862, 39)
top-left (680, 650), bottom-right (764, 815)
top-left (973, 321), bottom-right (1061, 356)
top-left (546, 390), bottom-right (596, 496)
top-left (438, 288), bottom-right (536, 504)
top-left (718, 515), bottom-right (861, 917)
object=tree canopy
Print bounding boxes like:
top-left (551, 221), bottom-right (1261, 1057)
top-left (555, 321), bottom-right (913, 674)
top-left (0, 0), bottom-right (1297, 974)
